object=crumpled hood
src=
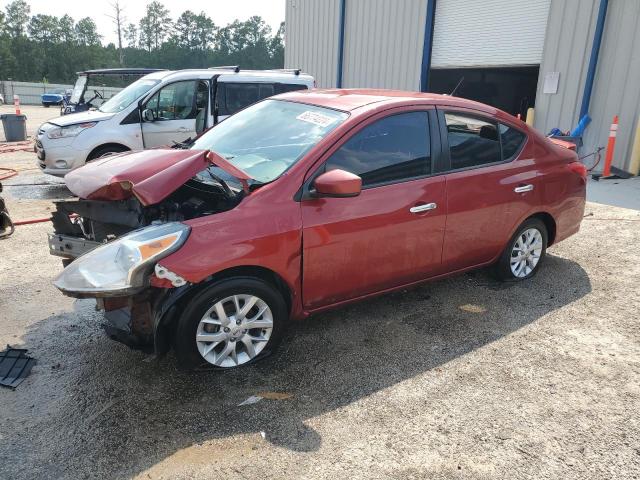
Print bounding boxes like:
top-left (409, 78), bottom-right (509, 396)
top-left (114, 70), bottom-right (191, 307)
top-left (64, 149), bottom-right (252, 206)
top-left (49, 109), bottom-right (115, 127)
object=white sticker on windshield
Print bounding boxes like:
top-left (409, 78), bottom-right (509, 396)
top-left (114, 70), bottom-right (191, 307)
top-left (296, 111), bottom-right (337, 128)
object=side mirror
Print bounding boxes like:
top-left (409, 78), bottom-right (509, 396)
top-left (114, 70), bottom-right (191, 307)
top-left (313, 169), bottom-right (362, 198)
top-left (142, 108), bottom-right (156, 122)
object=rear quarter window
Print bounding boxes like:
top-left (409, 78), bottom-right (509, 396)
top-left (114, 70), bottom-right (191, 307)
top-left (499, 124), bottom-right (527, 159)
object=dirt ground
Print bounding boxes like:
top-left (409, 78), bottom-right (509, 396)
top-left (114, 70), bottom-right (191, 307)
top-left (1, 109), bottom-right (639, 479)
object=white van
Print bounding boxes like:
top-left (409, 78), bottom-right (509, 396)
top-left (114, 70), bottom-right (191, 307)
top-left (35, 68), bottom-right (314, 177)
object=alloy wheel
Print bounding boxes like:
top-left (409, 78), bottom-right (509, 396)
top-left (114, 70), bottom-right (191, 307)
top-left (195, 294), bottom-right (273, 367)
top-left (510, 228), bottom-right (543, 278)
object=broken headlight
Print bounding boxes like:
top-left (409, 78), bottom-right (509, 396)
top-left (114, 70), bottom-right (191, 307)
top-left (54, 222), bottom-right (190, 296)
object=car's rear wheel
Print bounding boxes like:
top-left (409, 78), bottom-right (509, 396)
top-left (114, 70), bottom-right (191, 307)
top-left (173, 277), bottom-right (287, 370)
top-left (495, 218), bottom-right (547, 281)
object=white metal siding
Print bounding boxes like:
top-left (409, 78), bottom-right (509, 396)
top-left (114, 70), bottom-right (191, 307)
top-left (285, 0), bottom-right (341, 88)
top-left (535, 0), bottom-right (640, 171)
top-left (431, 0), bottom-right (551, 68)
top-left (341, 0), bottom-right (427, 90)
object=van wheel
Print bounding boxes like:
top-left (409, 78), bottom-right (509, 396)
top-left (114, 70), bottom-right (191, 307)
top-left (494, 218), bottom-right (548, 281)
top-left (174, 277), bottom-right (287, 370)
top-left (87, 145), bottom-right (129, 161)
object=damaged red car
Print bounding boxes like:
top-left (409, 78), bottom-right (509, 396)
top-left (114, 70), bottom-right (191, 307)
top-left (51, 89), bottom-right (586, 369)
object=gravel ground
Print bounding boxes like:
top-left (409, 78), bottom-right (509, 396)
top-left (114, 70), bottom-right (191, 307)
top-left (1, 121), bottom-right (639, 479)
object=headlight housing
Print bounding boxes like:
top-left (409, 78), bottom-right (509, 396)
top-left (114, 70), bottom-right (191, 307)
top-left (47, 122), bottom-right (97, 139)
top-left (54, 222), bottom-right (190, 297)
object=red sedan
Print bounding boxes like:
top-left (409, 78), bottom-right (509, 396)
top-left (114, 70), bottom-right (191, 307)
top-left (53, 89), bottom-right (586, 369)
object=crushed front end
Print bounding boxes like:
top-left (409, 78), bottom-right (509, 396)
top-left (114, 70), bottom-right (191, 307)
top-left (50, 149), bottom-right (252, 352)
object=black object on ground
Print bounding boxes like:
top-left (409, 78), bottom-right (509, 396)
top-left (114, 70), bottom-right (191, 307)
top-left (0, 182), bottom-right (15, 239)
top-left (0, 347), bottom-right (36, 389)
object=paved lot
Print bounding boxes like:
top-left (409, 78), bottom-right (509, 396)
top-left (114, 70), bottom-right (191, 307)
top-left (1, 115), bottom-right (639, 479)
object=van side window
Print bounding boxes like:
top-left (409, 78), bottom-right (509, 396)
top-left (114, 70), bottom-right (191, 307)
top-left (218, 83), bottom-right (276, 116)
top-left (445, 113), bottom-right (501, 169)
top-left (145, 80), bottom-right (199, 120)
top-left (275, 83), bottom-right (308, 94)
top-left (325, 112), bottom-right (431, 187)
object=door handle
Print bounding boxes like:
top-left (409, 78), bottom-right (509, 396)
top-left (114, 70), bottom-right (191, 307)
top-left (410, 202), bottom-right (437, 213)
top-left (177, 127), bottom-right (188, 132)
top-left (514, 184), bottom-right (534, 193)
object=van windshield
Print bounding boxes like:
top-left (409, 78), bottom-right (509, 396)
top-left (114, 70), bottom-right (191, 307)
top-left (191, 99), bottom-right (348, 184)
top-left (98, 78), bottom-right (160, 113)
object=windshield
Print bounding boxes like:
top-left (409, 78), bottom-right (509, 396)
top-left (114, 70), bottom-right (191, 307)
top-left (70, 76), bottom-right (87, 104)
top-left (191, 99), bottom-right (348, 183)
top-left (98, 78), bottom-right (160, 113)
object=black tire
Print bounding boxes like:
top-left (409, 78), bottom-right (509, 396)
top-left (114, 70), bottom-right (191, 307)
top-left (87, 145), bottom-right (129, 161)
top-left (494, 218), bottom-right (548, 282)
top-left (173, 277), bottom-right (288, 370)
top-left (43, 104), bottom-right (50, 108)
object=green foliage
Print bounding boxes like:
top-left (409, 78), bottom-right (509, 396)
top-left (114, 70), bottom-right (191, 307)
top-left (4, 0), bottom-right (30, 38)
top-left (0, 0), bottom-right (285, 84)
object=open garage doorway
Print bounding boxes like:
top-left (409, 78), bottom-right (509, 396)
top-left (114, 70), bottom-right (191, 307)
top-left (428, 66), bottom-right (539, 119)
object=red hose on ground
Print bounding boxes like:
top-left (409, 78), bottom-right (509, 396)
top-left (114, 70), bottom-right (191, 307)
top-left (0, 167), bottom-right (18, 181)
top-left (0, 141), bottom-right (33, 154)
top-left (12, 217), bottom-right (51, 226)
top-left (11, 213), bottom-right (75, 227)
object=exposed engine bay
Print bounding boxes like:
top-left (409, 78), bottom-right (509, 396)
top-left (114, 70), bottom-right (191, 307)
top-left (50, 175), bottom-right (242, 258)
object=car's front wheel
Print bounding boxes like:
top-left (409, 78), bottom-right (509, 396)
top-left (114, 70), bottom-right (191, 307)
top-left (174, 277), bottom-right (287, 370)
top-left (495, 218), bottom-right (548, 281)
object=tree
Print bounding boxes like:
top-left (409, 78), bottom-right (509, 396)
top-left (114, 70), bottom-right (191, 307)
top-left (4, 0), bottom-right (30, 38)
top-left (174, 10), bottom-right (215, 51)
top-left (139, 1), bottom-right (171, 51)
top-left (270, 21), bottom-right (284, 66)
top-left (58, 14), bottom-right (76, 44)
top-left (193, 12), bottom-right (215, 51)
top-left (174, 10), bottom-right (196, 49)
top-left (28, 14), bottom-right (62, 43)
top-left (106, 1), bottom-right (126, 65)
top-left (216, 17), bottom-right (271, 55)
top-left (75, 17), bottom-right (101, 46)
top-left (124, 23), bottom-right (137, 48)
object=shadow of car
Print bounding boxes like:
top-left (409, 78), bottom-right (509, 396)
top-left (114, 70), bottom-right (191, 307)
top-left (2, 255), bottom-right (591, 478)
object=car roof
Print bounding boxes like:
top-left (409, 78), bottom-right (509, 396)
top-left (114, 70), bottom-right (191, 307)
top-left (144, 69), bottom-right (314, 84)
top-left (275, 88), bottom-right (500, 116)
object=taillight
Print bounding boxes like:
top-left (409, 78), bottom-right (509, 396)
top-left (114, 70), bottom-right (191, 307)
top-left (568, 161), bottom-right (588, 179)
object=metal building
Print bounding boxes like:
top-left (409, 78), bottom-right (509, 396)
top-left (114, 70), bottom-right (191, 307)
top-left (285, 0), bottom-right (640, 173)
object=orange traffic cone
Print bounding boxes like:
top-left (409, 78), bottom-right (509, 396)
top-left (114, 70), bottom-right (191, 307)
top-left (603, 115), bottom-right (618, 177)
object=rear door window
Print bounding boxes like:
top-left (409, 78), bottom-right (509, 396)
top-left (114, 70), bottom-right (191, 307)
top-left (325, 111), bottom-right (431, 187)
top-left (445, 113), bottom-right (501, 169)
